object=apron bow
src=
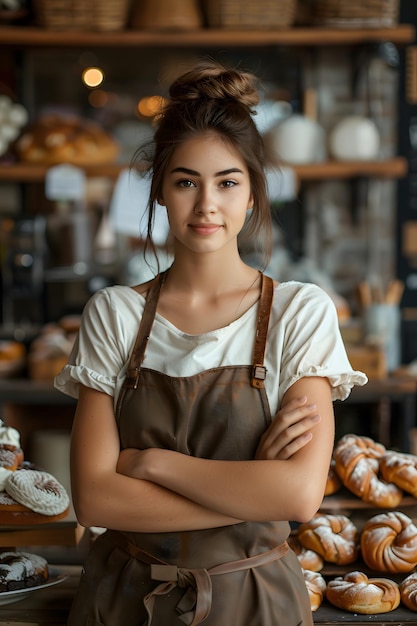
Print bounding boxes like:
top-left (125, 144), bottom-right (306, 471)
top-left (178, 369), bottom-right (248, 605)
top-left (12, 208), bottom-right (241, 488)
top-left (144, 563), bottom-right (212, 625)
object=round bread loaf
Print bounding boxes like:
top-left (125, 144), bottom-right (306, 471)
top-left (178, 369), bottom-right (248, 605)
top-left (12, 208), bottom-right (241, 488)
top-left (297, 513), bottom-right (359, 565)
top-left (326, 570), bottom-right (400, 614)
top-left (360, 511), bottom-right (417, 573)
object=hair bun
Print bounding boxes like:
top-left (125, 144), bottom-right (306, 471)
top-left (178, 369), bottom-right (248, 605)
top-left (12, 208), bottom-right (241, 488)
top-left (169, 60), bottom-right (260, 110)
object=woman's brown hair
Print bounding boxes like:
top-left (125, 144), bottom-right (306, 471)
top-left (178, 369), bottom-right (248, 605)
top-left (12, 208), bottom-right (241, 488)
top-left (134, 59), bottom-right (273, 268)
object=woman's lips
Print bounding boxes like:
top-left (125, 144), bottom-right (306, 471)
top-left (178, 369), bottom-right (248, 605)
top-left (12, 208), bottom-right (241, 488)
top-left (189, 224), bottom-right (222, 235)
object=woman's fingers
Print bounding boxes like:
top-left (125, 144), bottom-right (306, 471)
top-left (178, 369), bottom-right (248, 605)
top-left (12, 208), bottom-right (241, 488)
top-left (255, 397), bottom-right (321, 460)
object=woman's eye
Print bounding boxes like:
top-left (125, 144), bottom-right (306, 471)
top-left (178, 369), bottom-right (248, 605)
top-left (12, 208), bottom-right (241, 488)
top-left (220, 180), bottom-right (237, 188)
top-left (177, 179), bottom-right (195, 188)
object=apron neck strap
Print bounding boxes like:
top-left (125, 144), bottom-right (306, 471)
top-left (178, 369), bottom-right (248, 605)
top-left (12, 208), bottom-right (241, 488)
top-left (125, 270), bottom-right (274, 390)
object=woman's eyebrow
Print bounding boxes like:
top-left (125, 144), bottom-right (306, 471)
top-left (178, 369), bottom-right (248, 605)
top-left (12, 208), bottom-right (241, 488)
top-left (170, 167), bottom-right (244, 176)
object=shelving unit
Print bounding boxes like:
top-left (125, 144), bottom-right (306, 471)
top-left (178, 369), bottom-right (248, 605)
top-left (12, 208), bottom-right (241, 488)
top-left (0, 157), bottom-right (408, 182)
top-left (0, 24), bottom-right (414, 48)
top-left (1, 21), bottom-right (417, 623)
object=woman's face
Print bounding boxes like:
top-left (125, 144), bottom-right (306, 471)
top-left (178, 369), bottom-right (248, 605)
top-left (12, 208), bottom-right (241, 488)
top-left (159, 133), bottom-right (253, 256)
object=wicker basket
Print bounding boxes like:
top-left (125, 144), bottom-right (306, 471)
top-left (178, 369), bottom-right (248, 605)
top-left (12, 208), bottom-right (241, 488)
top-left (204, 0), bottom-right (298, 29)
top-left (34, 0), bottom-right (131, 31)
top-left (313, 0), bottom-right (400, 28)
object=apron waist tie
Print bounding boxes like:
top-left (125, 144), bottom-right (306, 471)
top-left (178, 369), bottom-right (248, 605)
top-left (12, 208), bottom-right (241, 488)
top-left (110, 531), bottom-right (288, 626)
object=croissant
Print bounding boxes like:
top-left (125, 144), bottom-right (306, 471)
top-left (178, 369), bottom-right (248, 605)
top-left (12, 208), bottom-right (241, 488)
top-left (360, 511), bottom-right (417, 573)
top-left (326, 571), bottom-right (400, 614)
top-left (297, 513), bottom-right (359, 565)
top-left (333, 434), bottom-right (402, 508)
top-left (400, 572), bottom-right (417, 611)
top-left (379, 451), bottom-right (417, 498)
top-left (303, 569), bottom-right (326, 612)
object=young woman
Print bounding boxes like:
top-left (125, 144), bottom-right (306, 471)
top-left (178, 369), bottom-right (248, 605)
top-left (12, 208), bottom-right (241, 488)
top-left (55, 60), bottom-right (367, 625)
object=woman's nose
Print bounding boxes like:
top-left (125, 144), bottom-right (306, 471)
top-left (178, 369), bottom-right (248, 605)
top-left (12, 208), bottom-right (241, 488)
top-left (194, 187), bottom-right (216, 214)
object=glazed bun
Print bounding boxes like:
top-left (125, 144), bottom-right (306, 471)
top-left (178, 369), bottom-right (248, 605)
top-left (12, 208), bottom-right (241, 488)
top-left (297, 513), bottom-right (359, 565)
top-left (379, 451), bottom-right (417, 498)
top-left (303, 569), bottom-right (326, 612)
top-left (168, 60), bottom-right (260, 109)
top-left (333, 434), bottom-right (402, 508)
top-left (326, 571), bottom-right (400, 614)
top-left (360, 511), bottom-right (417, 573)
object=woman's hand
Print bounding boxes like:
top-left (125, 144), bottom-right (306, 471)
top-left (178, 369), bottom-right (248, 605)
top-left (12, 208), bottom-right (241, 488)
top-left (255, 395), bottom-right (320, 461)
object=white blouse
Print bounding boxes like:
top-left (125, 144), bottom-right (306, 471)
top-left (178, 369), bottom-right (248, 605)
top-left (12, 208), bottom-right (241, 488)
top-left (54, 281), bottom-right (367, 414)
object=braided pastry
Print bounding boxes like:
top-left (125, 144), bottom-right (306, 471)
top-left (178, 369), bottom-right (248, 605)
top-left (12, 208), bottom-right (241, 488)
top-left (326, 571), bottom-right (400, 614)
top-left (297, 513), bottom-right (359, 565)
top-left (333, 434), bottom-right (402, 508)
top-left (399, 572), bottom-right (417, 611)
top-left (288, 536), bottom-right (324, 572)
top-left (360, 511), bottom-right (417, 573)
top-left (5, 469), bottom-right (69, 516)
top-left (303, 569), bottom-right (326, 612)
top-left (379, 451), bottom-right (417, 498)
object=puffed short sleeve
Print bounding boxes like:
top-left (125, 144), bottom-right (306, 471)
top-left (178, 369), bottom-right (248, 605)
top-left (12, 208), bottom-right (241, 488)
top-left (276, 284), bottom-right (367, 402)
top-left (54, 287), bottom-right (138, 399)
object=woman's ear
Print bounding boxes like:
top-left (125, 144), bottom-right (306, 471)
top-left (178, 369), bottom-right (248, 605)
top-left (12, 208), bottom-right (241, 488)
top-left (157, 196), bottom-right (165, 207)
top-left (247, 193), bottom-right (254, 211)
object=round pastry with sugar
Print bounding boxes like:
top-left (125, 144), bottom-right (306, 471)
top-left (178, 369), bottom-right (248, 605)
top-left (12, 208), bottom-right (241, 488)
top-left (288, 536), bottom-right (324, 572)
top-left (379, 450), bottom-right (417, 498)
top-left (333, 434), bottom-right (402, 508)
top-left (0, 551), bottom-right (49, 591)
top-left (400, 572), bottom-right (417, 611)
top-left (297, 513), bottom-right (359, 565)
top-left (5, 469), bottom-right (69, 516)
top-left (360, 511), bottom-right (417, 573)
top-left (303, 569), bottom-right (326, 611)
top-left (326, 570), bottom-right (400, 614)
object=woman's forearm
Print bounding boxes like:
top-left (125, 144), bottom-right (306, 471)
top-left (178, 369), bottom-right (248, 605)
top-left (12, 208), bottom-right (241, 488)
top-left (72, 469), bottom-right (242, 532)
top-left (141, 450), bottom-right (323, 523)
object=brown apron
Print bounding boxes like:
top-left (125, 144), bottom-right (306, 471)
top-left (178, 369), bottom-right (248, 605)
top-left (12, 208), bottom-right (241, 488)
top-left (67, 272), bottom-right (313, 626)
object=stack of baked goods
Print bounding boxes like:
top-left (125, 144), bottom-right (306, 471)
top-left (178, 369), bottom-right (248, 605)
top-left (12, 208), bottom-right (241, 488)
top-left (15, 114), bottom-right (119, 166)
top-left (27, 315), bottom-right (79, 380)
top-left (0, 420), bottom-right (70, 525)
top-left (293, 507), bottom-right (417, 613)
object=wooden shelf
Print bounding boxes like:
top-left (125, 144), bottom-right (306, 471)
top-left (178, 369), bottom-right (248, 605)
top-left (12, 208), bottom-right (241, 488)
top-left (0, 24), bottom-right (414, 48)
top-left (322, 489), bottom-right (417, 510)
top-left (0, 157), bottom-right (408, 183)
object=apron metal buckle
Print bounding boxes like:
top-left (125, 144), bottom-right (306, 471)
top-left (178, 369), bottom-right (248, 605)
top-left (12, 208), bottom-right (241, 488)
top-left (251, 364), bottom-right (266, 388)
